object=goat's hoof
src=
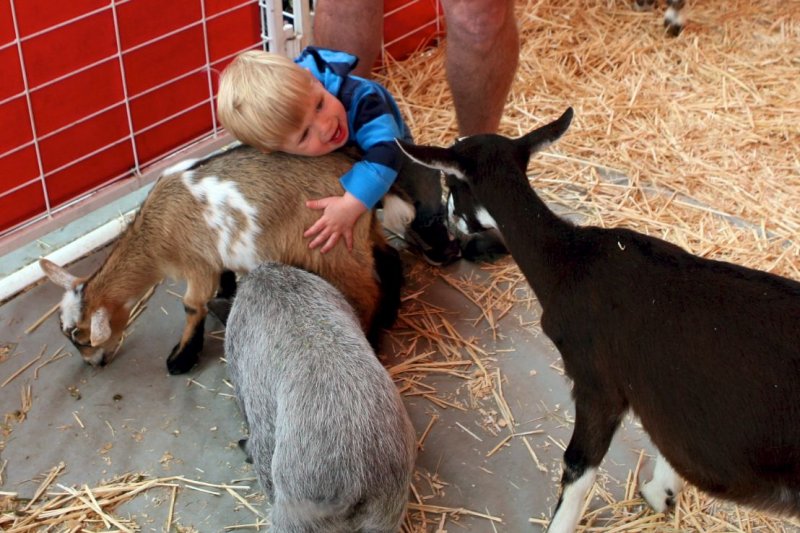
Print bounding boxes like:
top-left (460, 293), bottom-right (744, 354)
top-left (422, 250), bottom-right (456, 267)
top-left (664, 21), bottom-right (683, 36)
top-left (166, 344), bottom-right (198, 375)
top-left (641, 481), bottom-right (677, 513)
top-left (633, 0), bottom-right (655, 11)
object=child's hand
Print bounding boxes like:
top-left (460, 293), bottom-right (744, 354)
top-left (304, 192), bottom-right (368, 253)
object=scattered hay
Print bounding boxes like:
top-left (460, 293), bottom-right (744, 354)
top-left (380, 0), bottom-right (799, 530)
top-left (3, 1), bottom-right (797, 531)
top-left (379, 0), bottom-right (799, 279)
top-left (0, 468), bottom-right (261, 532)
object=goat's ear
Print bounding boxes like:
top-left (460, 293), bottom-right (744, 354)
top-left (39, 258), bottom-right (79, 289)
top-left (396, 140), bottom-right (466, 180)
top-left (518, 107), bottom-right (574, 155)
top-left (90, 308), bottom-right (112, 347)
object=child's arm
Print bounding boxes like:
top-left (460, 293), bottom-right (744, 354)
top-left (304, 191), bottom-right (367, 253)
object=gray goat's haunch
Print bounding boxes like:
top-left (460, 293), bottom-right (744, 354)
top-left (225, 262), bottom-right (416, 533)
top-left (398, 108), bottom-right (800, 532)
top-left (40, 145), bottom-right (405, 375)
top-left (633, 0), bottom-right (687, 36)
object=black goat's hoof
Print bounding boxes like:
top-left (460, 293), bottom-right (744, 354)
top-left (421, 247), bottom-right (461, 267)
top-left (665, 21), bottom-right (683, 36)
top-left (166, 344), bottom-right (199, 375)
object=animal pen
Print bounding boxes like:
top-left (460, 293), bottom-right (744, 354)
top-left (1, 0), bottom-right (799, 531)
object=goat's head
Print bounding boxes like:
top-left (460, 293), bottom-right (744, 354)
top-left (397, 107), bottom-right (573, 191)
top-left (39, 259), bottom-right (127, 367)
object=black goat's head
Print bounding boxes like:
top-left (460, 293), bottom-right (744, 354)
top-left (396, 107), bottom-right (573, 190)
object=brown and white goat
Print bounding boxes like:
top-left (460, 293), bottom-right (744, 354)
top-left (633, 0), bottom-right (687, 36)
top-left (398, 108), bottom-right (800, 531)
top-left (40, 145), bottom-right (403, 375)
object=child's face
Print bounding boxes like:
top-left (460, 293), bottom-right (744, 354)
top-left (281, 79), bottom-right (349, 156)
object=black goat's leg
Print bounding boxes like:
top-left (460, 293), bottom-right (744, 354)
top-left (640, 451), bottom-right (684, 512)
top-left (664, 0), bottom-right (686, 36)
top-left (633, 0), bottom-right (656, 11)
top-left (548, 393), bottom-right (625, 533)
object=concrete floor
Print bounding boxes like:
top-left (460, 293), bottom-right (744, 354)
top-left (0, 228), bottom-right (796, 531)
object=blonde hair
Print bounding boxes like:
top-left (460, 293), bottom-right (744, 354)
top-left (217, 50), bottom-right (314, 152)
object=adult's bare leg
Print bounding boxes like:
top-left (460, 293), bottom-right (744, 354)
top-left (441, 0), bottom-right (519, 135)
top-left (312, 0), bottom-right (384, 77)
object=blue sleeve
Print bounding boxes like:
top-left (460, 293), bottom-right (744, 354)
top-left (339, 89), bottom-right (409, 208)
top-left (340, 153), bottom-right (398, 209)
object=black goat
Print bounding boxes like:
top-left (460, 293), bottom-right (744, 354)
top-left (398, 108), bottom-right (800, 532)
top-left (633, 0), bottom-right (687, 36)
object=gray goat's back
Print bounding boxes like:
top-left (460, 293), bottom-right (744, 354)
top-left (225, 262), bottom-right (416, 532)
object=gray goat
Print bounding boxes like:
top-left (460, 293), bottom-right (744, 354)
top-left (225, 262), bottom-right (417, 532)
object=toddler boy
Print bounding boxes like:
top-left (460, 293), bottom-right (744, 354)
top-left (217, 47), bottom-right (412, 253)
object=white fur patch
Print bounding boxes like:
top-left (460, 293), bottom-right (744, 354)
top-left (162, 158), bottom-right (199, 177)
top-left (447, 195), bottom-right (470, 235)
top-left (395, 141), bottom-right (466, 181)
top-left (181, 173), bottom-right (261, 271)
top-left (382, 194), bottom-right (416, 236)
top-left (548, 467), bottom-right (597, 533)
top-left (90, 307), bottom-right (112, 346)
top-left (475, 207), bottom-right (498, 230)
top-left (60, 288), bottom-right (83, 330)
top-left (641, 452), bottom-right (684, 512)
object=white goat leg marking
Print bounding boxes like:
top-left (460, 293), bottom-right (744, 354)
top-left (641, 451), bottom-right (684, 512)
top-left (382, 194), bottom-right (416, 236)
top-left (548, 467), bottom-right (596, 533)
top-left (181, 172), bottom-right (261, 271)
top-left (665, 7), bottom-right (685, 27)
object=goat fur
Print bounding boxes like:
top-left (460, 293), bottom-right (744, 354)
top-left (225, 262), bottom-right (416, 533)
top-left (40, 145), bottom-right (403, 374)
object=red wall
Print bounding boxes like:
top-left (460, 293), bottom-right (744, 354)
top-left (0, 0), bottom-right (441, 235)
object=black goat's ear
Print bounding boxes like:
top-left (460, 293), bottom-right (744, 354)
top-left (396, 140), bottom-right (465, 180)
top-left (518, 107), bottom-right (574, 155)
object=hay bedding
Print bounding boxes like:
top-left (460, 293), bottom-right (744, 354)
top-left (2, 0), bottom-right (799, 530)
top-left (381, 0), bottom-right (800, 530)
top-left (380, 0), bottom-right (799, 279)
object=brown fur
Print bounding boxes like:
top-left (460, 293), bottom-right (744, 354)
top-left (43, 146), bottom-right (389, 371)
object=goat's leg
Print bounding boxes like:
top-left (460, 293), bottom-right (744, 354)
top-left (548, 395), bottom-right (624, 533)
top-left (207, 270), bottom-right (237, 325)
top-left (633, 0), bottom-right (656, 11)
top-left (640, 451), bottom-right (684, 512)
top-left (166, 275), bottom-right (216, 374)
top-left (372, 239), bottom-right (403, 331)
top-left (216, 270), bottom-right (237, 299)
top-left (664, 0), bottom-right (686, 36)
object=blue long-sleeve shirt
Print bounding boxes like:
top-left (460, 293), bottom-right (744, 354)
top-left (295, 46), bottom-right (412, 209)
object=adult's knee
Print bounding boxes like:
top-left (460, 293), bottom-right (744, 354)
top-left (442, 0), bottom-right (515, 53)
